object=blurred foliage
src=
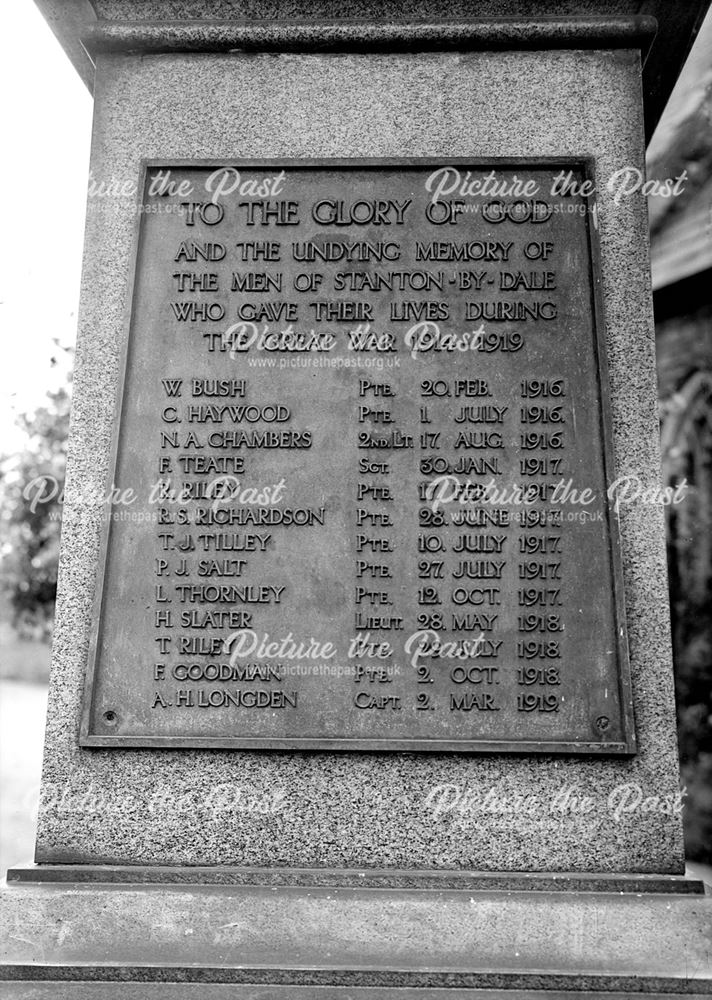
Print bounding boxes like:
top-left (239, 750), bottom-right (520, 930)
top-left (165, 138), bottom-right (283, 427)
top-left (668, 523), bottom-right (712, 864)
top-left (660, 366), bottom-right (712, 863)
top-left (0, 345), bottom-right (72, 641)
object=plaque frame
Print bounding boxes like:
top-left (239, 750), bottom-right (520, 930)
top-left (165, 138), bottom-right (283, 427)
top-left (79, 157), bottom-right (636, 755)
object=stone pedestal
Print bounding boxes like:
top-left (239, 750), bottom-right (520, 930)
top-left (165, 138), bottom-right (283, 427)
top-left (26, 15), bottom-right (687, 875)
top-left (3, 867), bottom-right (711, 996)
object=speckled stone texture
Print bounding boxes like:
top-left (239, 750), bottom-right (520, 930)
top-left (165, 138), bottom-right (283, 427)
top-left (90, 1), bottom-right (648, 18)
top-left (83, 19), bottom-right (658, 56)
top-left (34, 46), bottom-right (686, 872)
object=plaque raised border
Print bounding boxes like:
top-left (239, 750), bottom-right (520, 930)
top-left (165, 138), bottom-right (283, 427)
top-left (79, 157), bottom-right (636, 755)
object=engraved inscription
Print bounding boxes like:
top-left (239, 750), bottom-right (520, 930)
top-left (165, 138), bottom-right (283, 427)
top-left (81, 161), bottom-right (635, 753)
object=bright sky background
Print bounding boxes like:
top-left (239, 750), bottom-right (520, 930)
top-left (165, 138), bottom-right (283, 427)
top-left (0, 2), bottom-right (92, 452)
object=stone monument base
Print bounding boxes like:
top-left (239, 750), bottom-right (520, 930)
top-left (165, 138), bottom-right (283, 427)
top-left (1, 867), bottom-right (711, 997)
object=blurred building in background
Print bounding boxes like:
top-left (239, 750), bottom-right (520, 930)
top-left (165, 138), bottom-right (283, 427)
top-left (649, 9), bottom-right (712, 860)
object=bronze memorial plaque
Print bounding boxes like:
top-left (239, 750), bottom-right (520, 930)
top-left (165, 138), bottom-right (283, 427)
top-left (80, 160), bottom-right (635, 753)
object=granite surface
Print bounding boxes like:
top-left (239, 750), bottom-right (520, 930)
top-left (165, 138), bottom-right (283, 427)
top-left (83, 18), bottom-right (658, 55)
top-left (90, 1), bottom-right (649, 19)
top-left (33, 46), bottom-right (686, 871)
